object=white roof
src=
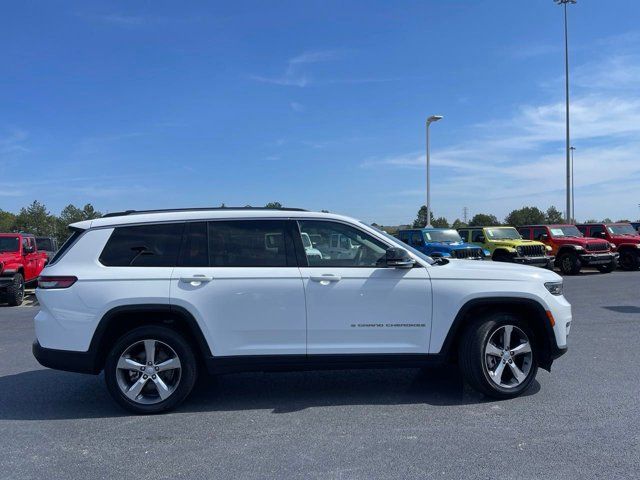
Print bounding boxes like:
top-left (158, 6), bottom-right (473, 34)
top-left (70, 209), bottom-right (360, 230)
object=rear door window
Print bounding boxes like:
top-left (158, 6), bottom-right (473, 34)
top-left (100, 223), bottom-right (184, 267)
top-left (208, 220), bottom-right (294, 267)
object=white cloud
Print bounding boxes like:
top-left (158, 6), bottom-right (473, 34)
top-left (0, 129), bottom-right (29, 155)
top-left (362, 48), bottom-right (640, 222)
top-left (250, 50), bottom-right (343, 87)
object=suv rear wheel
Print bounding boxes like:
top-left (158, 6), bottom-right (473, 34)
top-left (458, 313), bottom-right (538, 399)
top-left (104, 325), bottom-right (198, 414)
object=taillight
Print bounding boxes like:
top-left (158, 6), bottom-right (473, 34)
top-left (38, 276), bottom-right (78, 289)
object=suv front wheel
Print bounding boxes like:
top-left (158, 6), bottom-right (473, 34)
top-left (104, 326), bottom-right (198, 414)
top-left (459, 313), bottom-right (538, 399)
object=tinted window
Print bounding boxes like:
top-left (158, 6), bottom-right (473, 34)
top-left (533, 228), bottom-right (547, 240)
top-left (518, 228), bottom-right (531, 239)
top-left (208, 220), bottom-right (291, 267)
top-left (410, 232), bottom-right (423, 247)
top-left (298, 220), bottom-right (388, 267)
top-left (576, 225), bottom-right (588, 235)
top-left (471, 229), bottom-right (484, 243)
top-left (100, 223), bottom-right (184, 267)
top-left (0, 237), bottom-right (19, 253)
top-left (589, 225), bottom-right (605, 237)
top-left (179, 222), bottom-right (208, 267)
top-left (36, 237), bottom-right (54, 251)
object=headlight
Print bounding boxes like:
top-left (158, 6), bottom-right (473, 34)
top-left (546, 245), bottom-right (553, 251)
top-left (573, 245), bottom-right (583, 250)
top-left (483, 249), bottom-right (491, 257)
top-left (609, 243), bottom-right (616, 250)
top-left (544, 281), bottom-right (564, 296)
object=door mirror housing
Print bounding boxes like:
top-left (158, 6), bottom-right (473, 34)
top-left (595, 231), bottom-right (607, 238)
top-left (23, 245), bottom-right (35, 254)
top-left (385, 247), bottom-right (415, 269)
top-left (539, 233), bottom-right (549, 241)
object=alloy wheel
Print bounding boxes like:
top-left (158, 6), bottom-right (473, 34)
top-left (115, 339), bottom-right (182, 405)
top-left (484, 325), bottom-right (533, 389)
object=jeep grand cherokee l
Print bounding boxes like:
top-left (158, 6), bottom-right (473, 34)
top-left (33, 208), bottom-right (570, 414)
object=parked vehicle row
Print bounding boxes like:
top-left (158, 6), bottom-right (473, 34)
top-left (396, 222), bottom-right (640, 275)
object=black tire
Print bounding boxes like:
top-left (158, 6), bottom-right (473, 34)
top-left (558, 251), bottom-right (581, 275)
top-left (618, 250), bottom-right (640, 271)
top-left (104, 325), bottom-right (198, 414)
top-left (458, 312), bottom-right (538, 400)
top-left (597, 260), bottom-right (616, 273)
top-left (6, 273), bottom-right (25, 306)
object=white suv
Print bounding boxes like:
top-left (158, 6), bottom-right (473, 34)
top-left (33, 208), bottom-right (570, 414)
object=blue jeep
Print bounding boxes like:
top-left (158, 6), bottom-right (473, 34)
top-left (397, 228), bottom-right (486, 259)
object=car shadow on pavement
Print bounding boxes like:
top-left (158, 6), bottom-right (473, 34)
top-left (0, 366), bottom-right (540, 420)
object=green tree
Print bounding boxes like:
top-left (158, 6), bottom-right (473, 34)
top-left (545, 206), bottom-right (564, 224)
top-left (0, 209), bottom-right (17, 232)
top-left (56, 204), bottom-right (102, 243)
top-left (432, 216), bottom-right (449, 228)
top-left (15, 200), bottom-right (55, 236)
top-left (504, 206), bottom-right (546, 227)
top-left (469, 213), bottom-right (500, 227)
top-left (265, 202), bottom-right (282, 209)
top-left (602, 217), bottom-right (613, 223)
top-left (412, 206), bottom-right (429, 228)
top-left (451, 218), bottom-right (467, 229)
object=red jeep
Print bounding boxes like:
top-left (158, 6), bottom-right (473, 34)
top-left (518, 224), bottom-right (617, 275)
top-left (577, 223), bottom-right (640, 271)
top-left (0, 233), bottom-right (49, 306)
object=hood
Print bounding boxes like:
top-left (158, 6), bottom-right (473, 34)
top-left (431, 242), bottom-right (481, 251)
top-left (554, 236), bottom-right (607, 247)
top-left (0, 251), bottom-right (20, 260)
top-left (610, 235), bottom-right (640, 244)
top-left (433, 256), bottom-right (562, 282)
top-left (490, 239), bottom-right (544, 248)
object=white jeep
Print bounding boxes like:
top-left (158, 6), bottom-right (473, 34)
top-left (33, 208), bottom-right (570, 414)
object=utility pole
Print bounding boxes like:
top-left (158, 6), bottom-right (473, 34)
top-left (463, 207), bottom-right (468, 224)
top-left (555, 0), bottom-right (576, 222)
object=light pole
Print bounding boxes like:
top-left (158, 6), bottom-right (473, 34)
top-left (570, 146), bottom-right (576, 222)
top-left (426, 115), bottom-right (443, 227)
top-left (555, 0), bottom-right (576, 222)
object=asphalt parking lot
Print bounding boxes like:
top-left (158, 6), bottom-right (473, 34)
top-left (1, 271), bottom-right (639, 480)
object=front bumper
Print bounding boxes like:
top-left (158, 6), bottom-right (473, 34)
top-left (32, 341), bottom-right (100, 374)
top-left (513, 255), bottom-right (555, 268)
top-left (579, 252), bottom-right (618, 266)
top-left (0, 276), bottom-right (14, 287)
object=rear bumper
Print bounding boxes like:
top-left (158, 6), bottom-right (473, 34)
top-left (32, 341), bottom-right (100, 374)
top-left (579, 252), bottom-right (618, 265)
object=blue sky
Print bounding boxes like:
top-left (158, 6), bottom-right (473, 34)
top-left (2, 1), bottom-right (640, 225)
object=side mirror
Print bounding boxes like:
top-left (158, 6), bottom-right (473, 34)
top-left (385, 247), bottom-right (415, 269)
top-left (474, 235), bottom-right (485, 243)
top-left (596, 231), bottom-right (606, 238)
top-left (23, 245), bottom-right (34, 254)
top-left (540, 234), bottom-right (548, 241)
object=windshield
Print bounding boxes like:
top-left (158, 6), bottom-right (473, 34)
top-left (368, 225), bottom-right (435, 265)
top-left (485, 227), bottom-right (521, 240)
top-left (424, 229), bottom-right (463, 243)
top-left (0, 237), bottom-right (20, 253)
top-left (607, 224), bottom-right (638, 236)
top-left (549, 226), bottom-right (583, 238)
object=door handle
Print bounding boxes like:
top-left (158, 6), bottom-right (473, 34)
top-left (310, 274), bottom-right (341, 283)
top-left (180, 275), bottom-right (213, 285)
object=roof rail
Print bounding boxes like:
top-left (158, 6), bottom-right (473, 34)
top-left (102, 207), bottom-right (307, 218)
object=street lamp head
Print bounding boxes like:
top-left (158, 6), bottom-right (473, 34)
top-left (427, 115), bottom-right (443, 124)
top-left (570, 146), bottom-right (576, 151)
top-left (554, 0), bottom-right (576, 4)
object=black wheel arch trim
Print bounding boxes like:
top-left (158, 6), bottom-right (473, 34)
top-left (33, 304), bottom-right (212, 375)
top-left (438, 297), bottom-right (565, 371)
